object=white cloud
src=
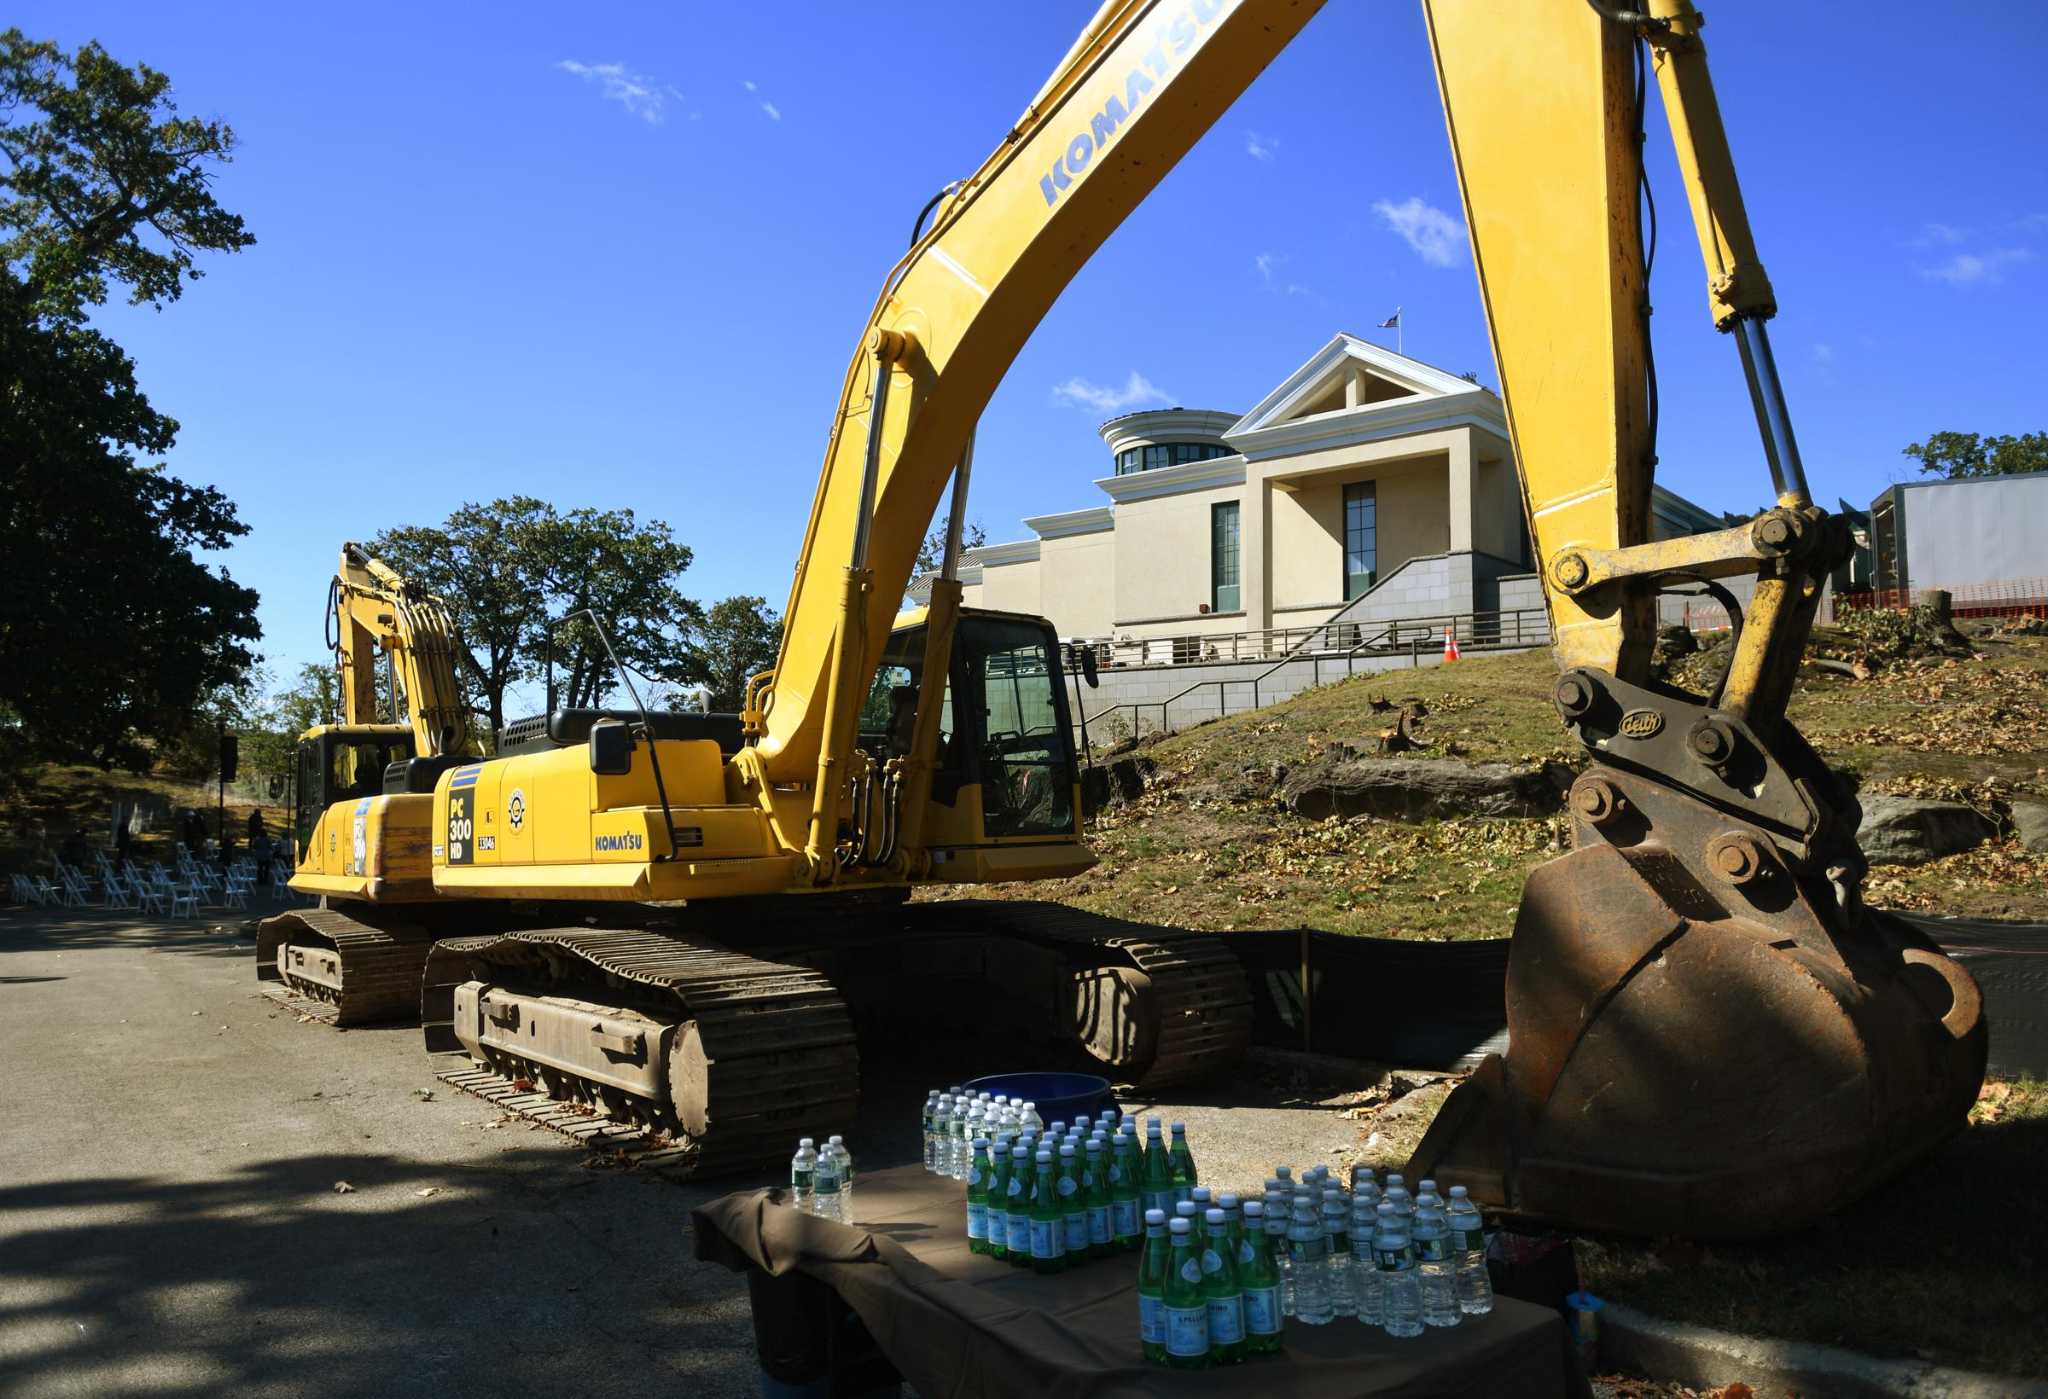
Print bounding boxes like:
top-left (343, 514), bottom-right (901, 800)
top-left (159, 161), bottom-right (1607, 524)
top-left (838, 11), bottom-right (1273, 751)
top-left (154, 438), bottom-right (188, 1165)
top-left (1051, 371), bottom-right (1172, 414)
top-left (1912, 221), bottom-right (1969, 247)
top-left (1373, 196), bottom-right (1465, 268)
top-left (1920, 247), bottom-right (2031, 287)
top-left (558, 60), bottom-right (670, 124)
top-left (741, 79), bottom-right (781, 121)
top-left (1812, 342), bottom-right (1835, 363)
top-left (1245, 130), bottom-right (1277, 162)
top-left (1254, 251), bottom-right (1280, 284)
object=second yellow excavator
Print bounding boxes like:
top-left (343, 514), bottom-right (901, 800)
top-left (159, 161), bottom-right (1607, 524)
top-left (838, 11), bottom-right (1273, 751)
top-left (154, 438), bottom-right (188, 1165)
top-left (266, 0), bottom-right (1985, 1237)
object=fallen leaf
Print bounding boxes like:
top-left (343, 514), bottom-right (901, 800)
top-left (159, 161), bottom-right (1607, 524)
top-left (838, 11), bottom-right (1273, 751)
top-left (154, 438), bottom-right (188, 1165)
top-left (415, 1187), bottom-right (441, 1198)
top-left (413, 1089), bottom-right (436, 1102)
top-left (332, 1181), bottom-right (355, 1195)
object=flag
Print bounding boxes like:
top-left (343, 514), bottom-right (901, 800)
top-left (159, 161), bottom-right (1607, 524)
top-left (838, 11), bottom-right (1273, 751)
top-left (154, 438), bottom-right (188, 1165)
top-left (1378, 309), bottom-right (1401, 329)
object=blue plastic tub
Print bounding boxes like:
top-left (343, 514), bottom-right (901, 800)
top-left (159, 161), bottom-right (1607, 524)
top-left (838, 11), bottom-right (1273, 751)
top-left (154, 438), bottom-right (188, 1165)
top-left (964, 1071), bottom-right (1115, 1125)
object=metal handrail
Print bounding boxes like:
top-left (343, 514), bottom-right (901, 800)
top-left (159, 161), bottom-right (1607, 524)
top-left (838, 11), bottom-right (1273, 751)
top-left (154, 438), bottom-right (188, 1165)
top-left (1078, 606), bottom-right (1549, 745)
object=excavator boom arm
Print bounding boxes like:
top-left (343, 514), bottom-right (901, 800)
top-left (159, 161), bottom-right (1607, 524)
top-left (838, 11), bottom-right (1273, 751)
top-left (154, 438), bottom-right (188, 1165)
top-left (331, 543), bottom-right (475, 758)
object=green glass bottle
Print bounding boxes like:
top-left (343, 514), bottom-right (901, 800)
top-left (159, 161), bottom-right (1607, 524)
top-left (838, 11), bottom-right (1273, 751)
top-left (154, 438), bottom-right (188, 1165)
top-left (1162, 1217), bottom-right (1210, 1369)
top-left (966, 1136), bottom-right (992, 1256)
top-left (984, 1134), bottom-right (1010, 1260)
top-left (1056, 1143), bottom-right (1089, 1263)
top-left (1137, 1207), bottom-right (1169, 1364)
top-left (1110, 1129), bottom-right (1142, 1252)
top-left (1139, 1122), bottom-right (1174, 1220)
top-left (1238, 1201), bottom-right (1284, 1356)
top-left (1004, 1145), bottom-right (1032, 1265)
top-left (1201, 1206), bottom-right (1246, 1365)
top-left (1083, 1138), bottom-right (1113, 1258)
top-left (1168, 1122), bottom-right (1198, 1206)
top-left (1029, 1149), bottom-right (1065, 1274)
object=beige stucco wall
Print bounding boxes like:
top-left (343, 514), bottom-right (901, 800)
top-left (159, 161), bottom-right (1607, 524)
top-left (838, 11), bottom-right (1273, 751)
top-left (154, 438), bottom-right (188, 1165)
top-left (1471, 455), bottom-right (1528, 564)
top-left (1039, 532), bottom-right (1115, 637)
top-left (1112, 487), bottom-right (1244, 626)
top-left (976, 558), bottom-right (1042, 616)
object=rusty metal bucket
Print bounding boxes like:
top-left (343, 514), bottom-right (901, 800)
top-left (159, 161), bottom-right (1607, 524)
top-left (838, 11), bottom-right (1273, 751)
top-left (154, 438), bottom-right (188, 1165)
top-left (1410, 763), bottom-right (1988, 1240)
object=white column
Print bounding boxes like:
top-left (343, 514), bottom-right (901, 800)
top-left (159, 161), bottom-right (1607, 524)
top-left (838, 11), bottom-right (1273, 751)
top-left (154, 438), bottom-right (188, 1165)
top-left (1242, 472), bottom-right (1272, 642)
top-left (1446, 428), bottom-right (1476, 554)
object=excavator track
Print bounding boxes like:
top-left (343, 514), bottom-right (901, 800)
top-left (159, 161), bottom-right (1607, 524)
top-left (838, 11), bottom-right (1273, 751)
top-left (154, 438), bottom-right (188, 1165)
top-left (907, 901), bottom-right (1255, 1092)
top-left (256, 906), bottom-right (437, 1026)
top-left (421, 928), bottom-right (859, 1179)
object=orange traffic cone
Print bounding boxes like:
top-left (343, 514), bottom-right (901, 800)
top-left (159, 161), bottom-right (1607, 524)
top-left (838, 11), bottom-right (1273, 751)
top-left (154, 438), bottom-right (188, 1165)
top-left (1443, 628), bottom-right (1461, 662)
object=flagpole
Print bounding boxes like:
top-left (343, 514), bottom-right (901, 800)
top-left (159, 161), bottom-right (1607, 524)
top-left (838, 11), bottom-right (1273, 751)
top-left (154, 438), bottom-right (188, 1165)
top-left (1397, 307), bottom-right (1402, 356)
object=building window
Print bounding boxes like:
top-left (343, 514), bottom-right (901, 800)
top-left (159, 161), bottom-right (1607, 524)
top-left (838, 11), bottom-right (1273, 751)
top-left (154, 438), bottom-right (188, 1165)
top-left (1211, 501), bottom-right (1241, 613)
top-left (1343, 481), bottom-right (1377, 600)
top-left (1115, 442), bottom-right (1232, 476)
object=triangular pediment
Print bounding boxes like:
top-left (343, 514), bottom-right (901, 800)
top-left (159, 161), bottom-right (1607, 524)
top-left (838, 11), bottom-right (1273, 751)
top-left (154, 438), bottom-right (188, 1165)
top-left (1228, 335), bottom-right (1480, 436)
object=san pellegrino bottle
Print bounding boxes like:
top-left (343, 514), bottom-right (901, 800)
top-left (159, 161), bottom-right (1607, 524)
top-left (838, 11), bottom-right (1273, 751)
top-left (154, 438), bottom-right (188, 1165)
top-left (922, 1092), bottom-right (941, 1172)
top-left (1447, 1186), bottom-right (1494, 1315)
top-left (1137, 1208), bottom-right (1170, 1364)
top-left (1162, 1217), bottom-right (1210, 1369)
top-left (966, 1136), bottom-right (992, 1254)
top-left (813, 1138), bottom-right (844, 1223)
top-left (1413, 1201), bottom-right (1460, 1327)
top-left (1140, 1121), bottom-right (1174, 1220)
top-left (1005, 1145), bottom-right (1033, 1264)
top-left (1084, 1139), bottom-right (1113, 1256)
top-left (1057, 1143), bottom-right (1089, 1261)
top-left (1144, 1117), bottom-right (1164, 1182)
top-left (789, 1138), bottom-right (817, 1213)
top-left (1110, 1128), bottom-right (1142, 1250)
top-left (1374, 1201), bottom-right (1423, 1338)
top-left (1288, 1197), bottom-right (1332, 1324)
top-left (984, 1135), bottom-right (1011, 1260)
top-left (1201, 1207), bottom-right (1246, 1365)
top-left (1168, 1122), bottom-right (1198, 1205)
top-left (1239, 1201), bottom-right (1283, 1356)
top-left (1322, 1191), bottom-right (1355, 1318)
top-left (1029, 1149), bottom-right (1065, 1274)
top-left (1352, 1194), bottom-right (1384, 1324)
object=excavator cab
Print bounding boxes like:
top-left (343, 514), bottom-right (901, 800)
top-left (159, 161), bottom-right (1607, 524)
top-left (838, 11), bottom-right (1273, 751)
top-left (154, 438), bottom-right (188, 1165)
top-left (291, 724), bottom-right (415, 857)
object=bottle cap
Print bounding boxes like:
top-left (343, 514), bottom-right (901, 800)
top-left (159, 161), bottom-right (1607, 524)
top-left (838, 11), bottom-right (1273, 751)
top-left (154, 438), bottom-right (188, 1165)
top-left (1059, 1143), bottom-right (1075, 1156)
top-left (1175, 1201), bottom-right (1197, 1217)
top-left (1085, 1139), bottom-right (1102, 1153)
top-left (1205, 1207), bottom-right (1226, 1225)
top-left (1419, 1178), bottom-right (1436, 1192)
top-left (1035, 1150), bottom-right (1052, 1164)
top-left (1050, 1121), bottom-right (1066, 1134)
top-left (1169, 1217), bottom-right (1190, 1235)
top-left (800, 1137), bottom-right (814, 1147)
top-left (1218, 1191), bottom-right (1239, 1208)
top-left (829, 1135), bottom-right (844, 1145)
top-left (1243, 1200), bottom-right (1264, 1218)
top-left (1021, 1101), bottom-right (1035, 1111)
top-left (926, 1089), bottom-right (939, 1098)
top-left (972, 1136), bottom-right (989, 1148)
top-left (1146, 1123), bottom-right (1163, 1136)
top-left (949, 1085), bottom-right (963, 1094)
top-left (1290, 1199), bottom-right (1316, 1219)
top-left (1145, 1208), bottom-right (1167, 1225)
top-left (1192, 1187), bottom-right (1211, 1204)
top-left (1012, 1146), bottom-right (1028, 1157)
top-left (1386, 1173), bottom-right (1405, 1188)
top-left (1170, 1121), bottom-right (1185, 1133)
top-left (1449, 1185), bottom-right (1469, 1199)
top-left (1275, 1166), bottom-right (1292, 1179)
top-left (1377, 1201), bottom-right (1398, 1216)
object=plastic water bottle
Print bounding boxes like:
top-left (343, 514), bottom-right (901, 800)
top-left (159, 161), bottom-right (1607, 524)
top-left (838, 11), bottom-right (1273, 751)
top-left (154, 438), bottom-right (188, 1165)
top-left (921, 1092), bottom-right (940, 1172)
top-left (928, 1095), bottom-right (950, 1174)
top-left (1287, 1198), bottom-right (1332, 1324)
top-left (1383, 1178), bottom-right (1413, 1224)
top-left (1321, 1192), bottom-right (1355, 1318)
top-left (1020, 1100), bottom-right (1044, 1134)
top-left (812, 1141), bottom-right (844, 1224)
top-left (789, 1138), bottom-right (817, 1213)
top-left (1265, 1183), bottom-right (1295, 1317)
top-left (827, 1135), bottom-right (856, 1221)
top-left (1351, 1195), bottom-right (1383, 1324)
top-left (1373, 1202), bottom-right (1422, 1337)
top-left (1413, 1201), bottom-right (1459, 1327)
top-left (1447, 1186), bottom-right (1494, 1315)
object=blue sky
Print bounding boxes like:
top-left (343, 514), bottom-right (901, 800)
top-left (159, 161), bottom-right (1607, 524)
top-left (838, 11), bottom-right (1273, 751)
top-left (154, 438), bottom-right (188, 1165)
top-left (20, 1), bottom-right (2048, 699)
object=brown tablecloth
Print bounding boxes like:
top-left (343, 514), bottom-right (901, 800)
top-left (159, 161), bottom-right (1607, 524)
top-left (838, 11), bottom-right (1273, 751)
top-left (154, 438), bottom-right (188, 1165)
top-left (693, 1163), bottom-right (1580, 1399)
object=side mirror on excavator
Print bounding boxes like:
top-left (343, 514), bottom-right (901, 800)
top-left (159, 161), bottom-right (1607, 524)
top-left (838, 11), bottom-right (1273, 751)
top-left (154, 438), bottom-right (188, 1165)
top-left (1078, 645), bottom-right (1099, 689)
top-left (588, 719), bottom-right (635, 776)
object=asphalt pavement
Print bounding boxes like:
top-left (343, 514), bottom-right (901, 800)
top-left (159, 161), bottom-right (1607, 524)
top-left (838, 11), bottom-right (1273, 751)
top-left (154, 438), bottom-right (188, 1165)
top-left (0, 903), bottom-right (1374, 1398)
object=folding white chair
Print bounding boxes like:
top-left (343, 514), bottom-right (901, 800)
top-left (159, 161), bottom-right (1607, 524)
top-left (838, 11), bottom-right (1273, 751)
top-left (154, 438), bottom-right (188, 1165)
top-left (102, 873), bottom-right (136, 910)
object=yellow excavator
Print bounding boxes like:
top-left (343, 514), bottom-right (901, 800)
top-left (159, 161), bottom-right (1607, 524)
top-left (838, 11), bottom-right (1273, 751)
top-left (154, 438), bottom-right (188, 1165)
top-left (256, 544), bottom-right (486, 1023)
top-left (277, 0), bottom-right (1984, 1236)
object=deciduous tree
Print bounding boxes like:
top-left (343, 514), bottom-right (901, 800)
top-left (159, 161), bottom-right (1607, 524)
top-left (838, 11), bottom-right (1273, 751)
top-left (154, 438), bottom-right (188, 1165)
top-left (1902, 430), bottom-right (2048, 481)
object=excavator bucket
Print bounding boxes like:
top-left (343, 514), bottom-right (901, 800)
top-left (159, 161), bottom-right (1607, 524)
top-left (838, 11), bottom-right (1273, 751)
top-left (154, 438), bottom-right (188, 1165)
top-left (1411, 761), bottom-right (1988, 1241)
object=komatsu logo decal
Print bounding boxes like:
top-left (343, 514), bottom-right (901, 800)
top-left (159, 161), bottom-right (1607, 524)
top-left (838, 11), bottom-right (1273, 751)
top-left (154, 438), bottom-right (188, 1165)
top-left (595, 832), bottom-right (644, 853)
top-left (1038, 0), bottom-right (1234, 208)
